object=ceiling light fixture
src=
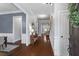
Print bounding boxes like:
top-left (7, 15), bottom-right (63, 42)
top-left (38, 14), bottom-right (48, 18)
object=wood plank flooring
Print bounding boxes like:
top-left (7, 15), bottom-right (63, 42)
top-left (0, 36), bottom-right (54, 56)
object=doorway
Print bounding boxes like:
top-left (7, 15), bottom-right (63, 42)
top-left (13, 16), bottom-right (22, 44)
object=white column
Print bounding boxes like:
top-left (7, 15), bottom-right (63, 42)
top-left (26, 14), bottom-right (30, 46)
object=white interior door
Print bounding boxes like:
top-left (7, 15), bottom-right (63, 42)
top-left (13, 16), bottom-right (22, 42)
top-left (58, 11), bottom-right (69, 56)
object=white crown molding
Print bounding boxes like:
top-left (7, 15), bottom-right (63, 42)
top-left (0, 10), bottom-right (23, 15)
top-left (13, 3), bottom-right (27, 14)
top-left (13, 3), bottom-right (35, 15)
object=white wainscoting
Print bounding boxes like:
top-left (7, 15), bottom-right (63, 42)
top-left (0, 33), bottom-right (15, 43)
top-left (0, 33), bottom-right (26, 44)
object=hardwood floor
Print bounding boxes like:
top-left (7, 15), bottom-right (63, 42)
top-left (2, 36), bottom-right (54, 56)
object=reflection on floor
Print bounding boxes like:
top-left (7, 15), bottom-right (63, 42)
top-left (0, 44), bottom-right (19, 52)
top-left (0, 36), bottom-right (54, 56)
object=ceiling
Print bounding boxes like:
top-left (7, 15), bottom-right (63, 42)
top-left (0, 3), bottom-right (53, 15)
top-left (16, 3), bottom-right (53, 15)
top-left (0, 3), bottom-right (20, 13)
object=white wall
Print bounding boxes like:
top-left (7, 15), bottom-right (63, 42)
top-left (0, 34), bottom-right (27, 43)
top-left (0, 33), bottom-right (14, 43)
top-left (50, 3), bottom-right (69, 56)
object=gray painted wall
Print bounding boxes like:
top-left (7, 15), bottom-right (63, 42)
top-left (0, 13), bottom-right (26, 33)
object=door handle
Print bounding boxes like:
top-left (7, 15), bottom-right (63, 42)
top-left (61, 36), bottom-right (63, 38)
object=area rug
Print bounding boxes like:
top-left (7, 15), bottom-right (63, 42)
top-left (0, 44), bottom-right (19, 52)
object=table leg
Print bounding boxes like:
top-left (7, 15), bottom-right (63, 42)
top-left (4, 37), bottom-right (7, 47)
